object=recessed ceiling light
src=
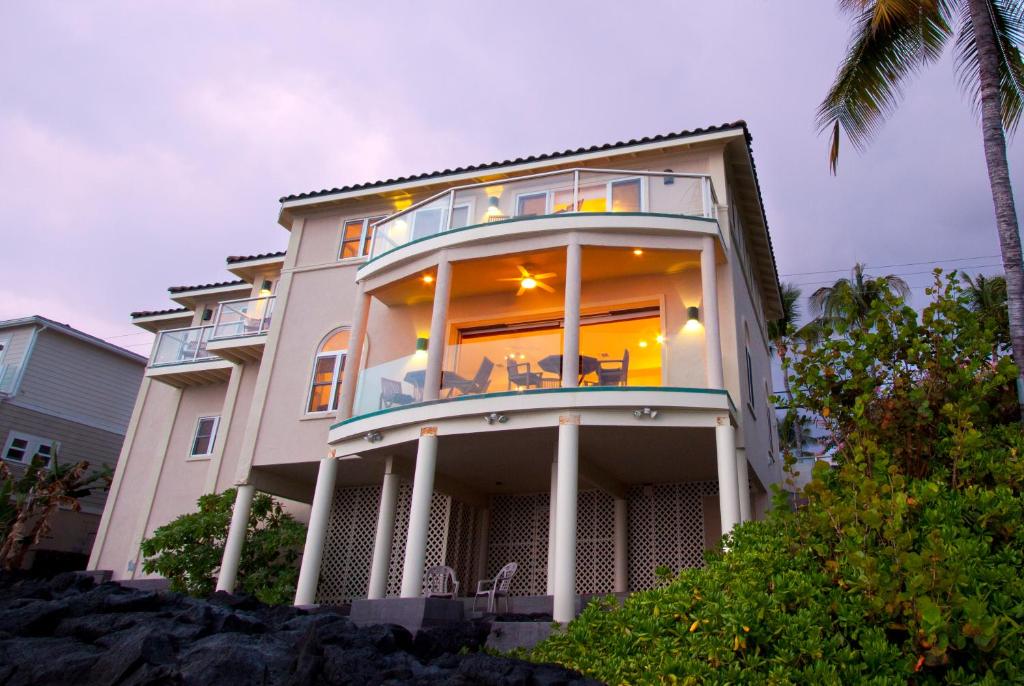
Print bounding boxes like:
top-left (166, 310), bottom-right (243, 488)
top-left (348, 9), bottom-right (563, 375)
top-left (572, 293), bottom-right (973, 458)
top-left (422, 274), bottom-right (434, 284)
top-left (632, 249), bottom-right (644, 256)
top-left (639, 340), bottom-right (649, 348)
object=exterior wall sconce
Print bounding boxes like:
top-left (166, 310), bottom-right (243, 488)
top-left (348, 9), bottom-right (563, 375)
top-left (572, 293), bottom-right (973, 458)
top-left (364, 431), bottom-right (383, 443)
top-left (663, 169), bottom-right (674, 185)
top-left (484, 412), bottom-right (508, 425)
top-left (260, 280), bottom-right (273, 295)
top-left (415, 337), bottom-right (429, 352)
top-left (633, 407), bottom-right (658, 420)
top-left (687, 306), bottom-right (700, 322)
top-left (202, 308), bottom-right (213, 321)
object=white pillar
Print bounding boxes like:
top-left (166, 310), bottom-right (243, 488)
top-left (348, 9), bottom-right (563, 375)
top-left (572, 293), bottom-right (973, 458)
top-left (546, 456), bottom-right (558, 595)
top-left (736, 448), bottom-right (751, 523)
top-left (715, 418), bottom-right (741, 536)
top-left (401, 428), bottom-right (439, 597)
top-left (701, 236), bottom-right (724, 389)
top-left (562, 238), bottom-right (582, 387)
top-left (613, 497), bottom-right (628, 593)
top-left (336, 288), bottom-right (372, 421)
top-left (474, 507), bottom-right (490, 586)
top-left (422, 260), bottom-right (453, 402)
top-left (216, 483), bottom-right (254, 593)
top-left (367, 464), bottom-right (400, 599)
top-left (294, 457), bottom-right (338, 605)
top-left (553, 416), bottom-right (579, 624)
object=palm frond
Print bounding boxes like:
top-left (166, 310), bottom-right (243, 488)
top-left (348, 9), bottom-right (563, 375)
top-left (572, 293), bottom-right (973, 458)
top-left (819, 2), bottom-right (953, 172)
top-left (954, 0), bottom-right (1024, 133)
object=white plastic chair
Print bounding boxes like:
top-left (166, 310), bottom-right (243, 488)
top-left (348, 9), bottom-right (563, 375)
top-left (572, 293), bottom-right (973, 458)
top-left (473, 562), bottom-right (518, 614)
top-left (423, 565), bottom-right (459, 599)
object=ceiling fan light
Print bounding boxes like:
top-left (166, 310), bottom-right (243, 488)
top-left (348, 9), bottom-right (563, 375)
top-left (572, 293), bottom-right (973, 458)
top-left (520, 277), bottom-right (538, 289)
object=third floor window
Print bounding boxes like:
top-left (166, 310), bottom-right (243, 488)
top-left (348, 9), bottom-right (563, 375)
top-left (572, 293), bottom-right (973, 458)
top-left (340, 216), bottom-right (387, 260)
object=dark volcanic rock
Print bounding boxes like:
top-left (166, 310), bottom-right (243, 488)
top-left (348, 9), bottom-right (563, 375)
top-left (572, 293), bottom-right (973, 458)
top-left (0, 571), bottom-right (601, 685)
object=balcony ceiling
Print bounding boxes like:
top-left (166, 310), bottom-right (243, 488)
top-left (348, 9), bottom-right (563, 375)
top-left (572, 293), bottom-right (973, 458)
top-left (372, 247), bottom-right (700, 306)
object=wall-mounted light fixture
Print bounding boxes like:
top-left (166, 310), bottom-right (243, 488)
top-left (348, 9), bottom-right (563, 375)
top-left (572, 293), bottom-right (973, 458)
top-left (202, 308), bottom-right (213, 321)
top-left (364, 431), bottom-right (383, 443)
top-left (633, 407), bottom-right (659, 420)
top-left (415, 337), bottom-right (429, 353)
top-left (486, 195), bottom-right (502, 217)
top-left (260, 280), bottom-right (273, 295)
top-left (663, 169), bottom-right (674, 185)
top-left (483, 412), bottom-right (508, 425)
top-left (687, 306), bottom-right (700, 322)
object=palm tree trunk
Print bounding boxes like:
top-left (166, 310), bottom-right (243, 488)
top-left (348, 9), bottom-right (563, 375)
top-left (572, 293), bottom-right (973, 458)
top-left (967, 0), bottom-right (1024, 418)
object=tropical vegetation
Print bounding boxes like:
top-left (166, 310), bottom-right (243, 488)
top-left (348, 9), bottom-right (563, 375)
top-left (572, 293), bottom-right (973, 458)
top-left (141, 488), bottom-right (306, 605)
top-left (819, 0), bottom-right (1024, 414)
top-left (530, 272), bottom-right (1024, 683)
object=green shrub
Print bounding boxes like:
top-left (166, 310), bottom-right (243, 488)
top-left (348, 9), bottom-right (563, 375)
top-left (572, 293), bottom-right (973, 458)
top-left (141, 488), bottom-right (306, 604)
top-left (531, 273), bottom-right (1024, 684)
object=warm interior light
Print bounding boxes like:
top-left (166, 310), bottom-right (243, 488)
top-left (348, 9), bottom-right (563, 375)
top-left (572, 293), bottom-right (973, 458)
top-left (638, 340), bottom-right (648, 348)
top-left (632, 249), bottom-right (644, 256)
top-left (656, 334), bottom-right (665, 344)
top-left (422, 274), bottom-right (434, 284)
top-left (520, 277), bottom-right (538, 289)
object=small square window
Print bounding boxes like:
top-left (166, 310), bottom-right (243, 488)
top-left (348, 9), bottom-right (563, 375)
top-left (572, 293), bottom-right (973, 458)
top-left (190, 417), bottom-right (220, 457)
top-left (3, 433), bottom-right (54, 467)
top-left (340, 220), bottom-right (365, 259)
top-left (5, 437), bottom-right (28, 462)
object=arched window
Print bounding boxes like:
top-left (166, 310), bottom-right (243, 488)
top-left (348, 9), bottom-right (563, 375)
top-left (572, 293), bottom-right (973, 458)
top-left (307, 328), bottom-right (351, 413)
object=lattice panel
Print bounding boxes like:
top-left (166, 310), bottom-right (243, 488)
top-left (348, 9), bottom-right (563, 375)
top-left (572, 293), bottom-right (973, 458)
top-left (487, 492), bottom-right (549, 596)
top-left (385, 484), bottom-right (451, 597)
top-left (445, 499), bottom-right (479, 594)
top-left (315, 485), bottom-right (380, 604)
top-left (627, 480), bottom-right (718, 592)
top-left (576, 490), bottom-right (615, 594)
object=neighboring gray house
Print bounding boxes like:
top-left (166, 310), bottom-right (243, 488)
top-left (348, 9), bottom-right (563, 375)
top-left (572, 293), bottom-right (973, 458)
top-left (0, 316), bottom-right (145, 572)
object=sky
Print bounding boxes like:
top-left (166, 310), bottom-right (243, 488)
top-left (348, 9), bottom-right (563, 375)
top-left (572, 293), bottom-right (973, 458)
top-left (1, 0), bottom-right (1021, 358)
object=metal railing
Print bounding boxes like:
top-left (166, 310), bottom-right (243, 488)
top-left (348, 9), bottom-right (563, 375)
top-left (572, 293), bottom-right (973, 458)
top-left (211, 296), bottom-right (276, 340)
top-left (150, 326), bottom-right (216, 367)
top-left (368, 167), bottom-right (719, 260)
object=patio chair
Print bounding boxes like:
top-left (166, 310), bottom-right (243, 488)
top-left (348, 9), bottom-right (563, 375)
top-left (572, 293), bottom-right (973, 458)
top-left (423, 565), bottom-right (459, 599)
top-left (597, 349), bottom-right (630, 386)
top-left (448, 357), bottom-right (494, 396)
top-left (506, 359), bottom-right (558, 390)
top-left (473, 562), bottom-right (518, 614)
top-left (379, 378), bottom-right (415, 409)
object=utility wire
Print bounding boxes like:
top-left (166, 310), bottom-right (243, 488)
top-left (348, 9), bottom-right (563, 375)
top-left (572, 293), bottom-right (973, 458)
top-left (778, 254), bottom-right (1000, 278)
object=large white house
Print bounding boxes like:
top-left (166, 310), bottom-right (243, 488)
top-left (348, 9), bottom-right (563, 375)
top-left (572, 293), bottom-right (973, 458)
top-left (89, 121), bottom-right (784, 623)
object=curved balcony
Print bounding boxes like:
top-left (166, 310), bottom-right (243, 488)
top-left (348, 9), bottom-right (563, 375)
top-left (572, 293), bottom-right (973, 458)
top-left (359, 168), bottom-right (720, 280)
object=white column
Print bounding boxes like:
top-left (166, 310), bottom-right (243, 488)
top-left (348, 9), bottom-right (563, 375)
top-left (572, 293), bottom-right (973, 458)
top-left (701, 236), bottom-right (724, 389)
top-left (736, 448), bottom-right (751, 523)
top-left (553, 416), bottom-right (579, 624)
top-left (613, 497), bottom-right (628, 593)
top-left (367, 463), bottom-right (400, 599)
top-left (422, 260), bottom-right (453, 402)
top-left (336, 287), bottom-right (372, 421)
top-left (401, 428), bottom-right (439, 597)
top-left (715, 417), bottom-right (741, 536)
top-left (216, 484), bottom-right (254, 593)
top-left (562, 237), bottom-right (582, 387)
top-left (294, 457), bottom-right (338, 605)
top-left (474, 507), bottom-right (490, 585)
top-left (546, 456), bottom-right (558, 595)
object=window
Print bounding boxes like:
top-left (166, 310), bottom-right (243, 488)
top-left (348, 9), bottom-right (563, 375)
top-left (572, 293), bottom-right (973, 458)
top-left (2, 432), bottom-right (55, 467)
top-left (339, 216), bottom-right (387, 260)
top-left (307, 328), bottom-right (351, 413)
top-left (515, 176), bottom-right (643, 217)
top-left (190, 416), bottom-right (220, 457)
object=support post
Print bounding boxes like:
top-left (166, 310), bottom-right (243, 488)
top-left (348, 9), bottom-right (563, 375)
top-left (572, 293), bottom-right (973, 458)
top-left (613, 497), bottom-right (628, 593)
top-left (736, 448), bottom-right (751, 523)
top-left (701, 236), bottom-right (724, 389)
top-left (553, 415), bottom-right (580, 623)
top-left (562, 238), bottom-right (582, 387)
top-left (715, 417), bottom-right (741, 536)
top-left (294, 457), bottom-right (338, 605)
top-left (216, 484), bottom-right (254, 593)
top-left (422, 259), bottom-right (453, 402)
top-left (401, 428), bottom-right (439, 597)
top-left (546, 455), bottom-right (558, 595)
top-left (367, 461), bottom-right (400, 599)
top-left (336, 287), bottom-right (372, 421)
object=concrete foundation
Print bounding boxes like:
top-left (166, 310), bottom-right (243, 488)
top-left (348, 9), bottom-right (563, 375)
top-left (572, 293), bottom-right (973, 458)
top-left (486, 621), bottom-right (555, 652)
top-left (349, 596), bottom-right (464, 633)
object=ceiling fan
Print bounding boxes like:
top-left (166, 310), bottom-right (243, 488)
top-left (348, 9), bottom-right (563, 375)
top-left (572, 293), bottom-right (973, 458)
top-left (498, 264), bottom-right (557, 295)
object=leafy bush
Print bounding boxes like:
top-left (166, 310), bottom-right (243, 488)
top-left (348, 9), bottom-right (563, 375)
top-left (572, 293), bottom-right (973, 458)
top-left (531, 273), bottom-right (1024, 684)
top-left (141, 489), bottom-right (306, 604)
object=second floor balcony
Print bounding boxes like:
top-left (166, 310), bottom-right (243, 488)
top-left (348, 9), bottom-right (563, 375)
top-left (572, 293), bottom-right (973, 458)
top-left (147, 325), bottom-right (232, 387)
top-left (207, 295), bottom-right (276, 363)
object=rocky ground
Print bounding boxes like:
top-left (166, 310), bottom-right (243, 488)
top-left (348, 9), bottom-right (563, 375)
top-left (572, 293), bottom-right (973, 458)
top-left (0, 573), bottom-right (600, 685)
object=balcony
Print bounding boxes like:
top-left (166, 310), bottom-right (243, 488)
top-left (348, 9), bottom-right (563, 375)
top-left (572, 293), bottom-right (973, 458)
top-left (207, 296), bottom-right (276, 363)
top-left (363, 168), bottom-right (718, 271)
top-left (146, 325), bottom-right (232, 387)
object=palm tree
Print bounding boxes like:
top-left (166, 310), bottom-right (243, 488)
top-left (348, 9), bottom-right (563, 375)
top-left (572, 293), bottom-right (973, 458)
top-left (962, 270), bottom-right (1010, 355)
top-left (769, 283), bottom-right (806, 455)
top-left (808, 262), bottom-right (911, 330)
top-left (818, 0), bottom-right (1024, 415)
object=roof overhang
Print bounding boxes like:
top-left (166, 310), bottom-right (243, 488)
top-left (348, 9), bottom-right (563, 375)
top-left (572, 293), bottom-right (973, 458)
top-left (226, 254), bottom-right (286, 282)
top-left (130, 310), bottom-right (193, 332)
top-left (169, 283), bottom-right (252, 308)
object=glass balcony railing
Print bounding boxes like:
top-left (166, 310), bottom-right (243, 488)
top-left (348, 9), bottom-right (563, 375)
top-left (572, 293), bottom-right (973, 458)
top-left (352, 351), bottom-right (428, 417)
top-left (211, 296), bottom-right (276, 340)
top-left (367, 168), bottom-right (717, 260)
top-left (150, 326), bottom-right (216, 367)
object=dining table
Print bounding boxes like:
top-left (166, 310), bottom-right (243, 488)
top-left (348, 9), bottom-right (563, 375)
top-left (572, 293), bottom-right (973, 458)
top-left (538, 354), bottom-right (601, 385)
